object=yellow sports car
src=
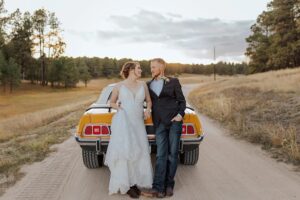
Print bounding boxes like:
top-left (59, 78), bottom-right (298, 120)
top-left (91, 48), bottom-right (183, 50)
top-left (74, 83), bottom-right (204, 168)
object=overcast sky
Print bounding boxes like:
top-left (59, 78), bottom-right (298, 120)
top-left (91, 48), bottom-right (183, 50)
top-left (6, 0), bottom-right (270, 64)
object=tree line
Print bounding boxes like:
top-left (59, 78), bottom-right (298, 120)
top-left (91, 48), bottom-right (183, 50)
top-left (246, 0), bottom-right (300, 73)
top-left (49, 57), bottom-right (248, 80)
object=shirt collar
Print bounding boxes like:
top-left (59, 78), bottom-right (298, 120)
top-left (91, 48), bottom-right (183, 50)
top-left (154, 75), bottom-right (166, 81)
top-left (153, 78), bottom-right (163, 82)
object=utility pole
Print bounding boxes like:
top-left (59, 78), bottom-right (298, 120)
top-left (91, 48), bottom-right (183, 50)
top-left (213, 46), bottom-right (216, 81)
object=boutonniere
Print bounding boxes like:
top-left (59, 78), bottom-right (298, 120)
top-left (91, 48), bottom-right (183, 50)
top-left (161, 76), bottom-right (170, 84)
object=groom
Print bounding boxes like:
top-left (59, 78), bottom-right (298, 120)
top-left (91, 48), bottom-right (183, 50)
top-left (143, 58), bottom-right (186, 198)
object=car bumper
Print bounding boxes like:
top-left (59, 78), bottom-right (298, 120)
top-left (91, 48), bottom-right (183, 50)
top-left (75, 133), bottom-right (204, 152)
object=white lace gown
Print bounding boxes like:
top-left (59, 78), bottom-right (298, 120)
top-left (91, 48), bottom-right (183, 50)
top-left (104, 84), bottom-right (153, 195)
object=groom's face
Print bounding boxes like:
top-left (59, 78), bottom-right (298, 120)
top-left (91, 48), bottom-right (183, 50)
top-left (150, 61), bottom-right (163, 78)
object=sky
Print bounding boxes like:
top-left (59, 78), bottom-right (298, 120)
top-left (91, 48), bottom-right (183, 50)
top-left (5, 0), bottom-right (270, 64)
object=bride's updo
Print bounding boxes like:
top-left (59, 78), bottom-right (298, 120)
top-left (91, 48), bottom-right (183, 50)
top-left (120, 61), bottom-right (139, 79)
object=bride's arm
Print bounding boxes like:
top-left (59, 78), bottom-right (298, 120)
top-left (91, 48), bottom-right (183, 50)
top-left (110, 84), bottom-right (121, 110)
top-left (143, 82), bottom-right (152, 119)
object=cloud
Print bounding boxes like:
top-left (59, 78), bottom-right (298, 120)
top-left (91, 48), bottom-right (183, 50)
top-left (68, 10), bottom-right (254, 62)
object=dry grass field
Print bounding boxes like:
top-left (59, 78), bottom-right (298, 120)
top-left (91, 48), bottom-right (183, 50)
top-left (0, 79), bottom-right (120, 137)
top-left (189, 68), bottom-right (300, 166)
top-left (177, 73), bottom-right (233, 84)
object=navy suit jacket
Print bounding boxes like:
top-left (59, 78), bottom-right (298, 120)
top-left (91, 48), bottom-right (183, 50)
top-left (147, 77), bottom-right (186, 129)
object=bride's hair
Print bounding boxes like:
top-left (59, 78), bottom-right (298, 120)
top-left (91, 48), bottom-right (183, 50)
top-left (120, 61), bottom-right (139, 79)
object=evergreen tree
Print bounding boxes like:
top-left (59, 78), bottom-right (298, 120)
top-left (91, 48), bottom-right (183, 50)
top-left (62, 59), bottom-right (79, 88)
top-left (8, 10), bottom-right (33, 80)
top-left (78, 59), bottom-right (91, 87)
top-left (246, 0), bottom-right (300, 72)
top-left (0, 50), bottom-right (7, 92)
top-left (6, 58), bottom-right (20, 92)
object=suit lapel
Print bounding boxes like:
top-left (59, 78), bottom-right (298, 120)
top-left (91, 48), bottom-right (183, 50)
top-left (147, 78), bottom-right (158, 98)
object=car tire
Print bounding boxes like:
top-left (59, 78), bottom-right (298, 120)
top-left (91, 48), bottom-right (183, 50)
top-left (180, 146), bottom-right (199, 165)
top-left (82, 149), bottom-right (104, 168)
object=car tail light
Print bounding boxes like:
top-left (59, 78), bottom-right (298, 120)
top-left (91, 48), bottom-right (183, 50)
top-left (182, 124), bottom-right (187, 134)
top-left (84, 125), bottom-right (110, 135)
top-left (85, 125), bottom-right (93, 135)
top-left (187, 125), bottom-right (195, 134)
top-left (102, 126), bottom-right (110, 135)
top-left (93, 126), bottom-right (101, 135)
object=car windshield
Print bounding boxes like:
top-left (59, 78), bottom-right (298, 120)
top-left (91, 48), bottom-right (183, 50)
top-left (95, 86), bottom-right (113, 104)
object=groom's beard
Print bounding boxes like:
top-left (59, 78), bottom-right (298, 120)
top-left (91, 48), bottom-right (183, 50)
top-left (153, 73), bottom-right (163, 80)
top-left (154, 74), bottom-right (160, 80)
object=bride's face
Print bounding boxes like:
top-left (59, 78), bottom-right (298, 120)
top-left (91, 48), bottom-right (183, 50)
top-left (133, 64), bottom-right (142, 78)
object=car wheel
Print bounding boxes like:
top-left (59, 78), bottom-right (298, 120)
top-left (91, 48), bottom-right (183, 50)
top-left (180, 146), bottom-right (199, 165)
top-left (82, 149), bottom-right (104, 168)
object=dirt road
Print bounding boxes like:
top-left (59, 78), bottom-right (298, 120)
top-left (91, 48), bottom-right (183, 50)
top-left (1, 84), bottom-right (300, 200)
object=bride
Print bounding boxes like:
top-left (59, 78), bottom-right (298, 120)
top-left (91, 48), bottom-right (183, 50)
top-left (104, 61), bottom-right (153, 198)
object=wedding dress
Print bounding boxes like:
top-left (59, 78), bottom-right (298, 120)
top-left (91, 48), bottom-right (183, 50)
top-left (104, 84), bottom-right (153, 195)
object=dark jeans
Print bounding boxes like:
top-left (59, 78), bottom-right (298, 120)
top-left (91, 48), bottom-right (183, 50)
top-left (152, 121), bottom-right (182, 192)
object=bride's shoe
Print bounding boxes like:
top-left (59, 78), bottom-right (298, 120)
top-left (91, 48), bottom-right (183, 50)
top-left (127, 186), bottom-right (140, 199)
top-left (131, 185), bottom-right (141, 195)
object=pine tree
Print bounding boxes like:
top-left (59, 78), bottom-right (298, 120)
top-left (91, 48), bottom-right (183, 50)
top-left (62, 59), bottom-right (79, 88)
top-left (0, 50), bottom-right (7, 92)
top-left (246, 0), bottom-right (300, 73)
top-left (78, 59), bottom-right (91, 87)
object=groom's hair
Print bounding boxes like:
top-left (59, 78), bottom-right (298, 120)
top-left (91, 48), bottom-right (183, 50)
top-left (150, 58), bottom-right (166, 69)
top-left (120, 61), bottom-right (139, 79)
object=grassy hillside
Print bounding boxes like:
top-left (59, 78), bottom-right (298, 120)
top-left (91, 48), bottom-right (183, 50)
top-left (189, 68), bottom-right (300, 166)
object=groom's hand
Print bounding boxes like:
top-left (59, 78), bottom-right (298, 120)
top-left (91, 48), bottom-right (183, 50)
top-left (144, 109), bottom-right (151, 120)
top-left (171, 114), bottom-right (183, 122)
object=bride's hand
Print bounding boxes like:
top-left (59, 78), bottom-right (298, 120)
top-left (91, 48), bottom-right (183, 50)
top-left (144, 109), bottom-right (151, 120)
top-left (116, 102), bottom-right (123, 111)
top-left (110, 103), bottom-right (122, 111)
top-left (117, 106), bottom-right (123, 111)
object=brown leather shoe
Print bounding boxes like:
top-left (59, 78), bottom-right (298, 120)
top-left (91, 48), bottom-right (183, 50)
top-left (166, 187), bottom-right (174, 197)
top-left (127, 187), bottom-right (139, 199)
top-left (156, 191), bottom-right (166, 198)
top-left (140, 188), bottom-right (158, 198)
